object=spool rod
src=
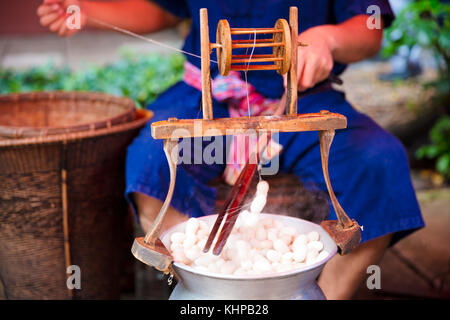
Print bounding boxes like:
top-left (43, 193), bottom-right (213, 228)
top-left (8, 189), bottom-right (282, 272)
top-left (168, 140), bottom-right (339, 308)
top-left (200, 8), bottom-right (213, 120)
top-left (232, 38), bottom-right (275, 43)
top-left (231, 65), bottom-right (279, 71)
top-left (232, 54), bottom-right (275, 58)
top-left (232, 42), bottom-right (284, 49)
top-left (230, 29), bottom-right (283, 35)
top-left (231, 57), bottom-right (283, 63)
top-left (286, 6), bottom-right (298, 115)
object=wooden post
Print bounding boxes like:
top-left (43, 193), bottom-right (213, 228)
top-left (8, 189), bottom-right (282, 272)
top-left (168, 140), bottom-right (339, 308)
top-left (286, 6), bottom-right (298, 115)
top-left (200, 8), bottom-right (213, 120)
top-left (61, 141), bottom-right (73, 299)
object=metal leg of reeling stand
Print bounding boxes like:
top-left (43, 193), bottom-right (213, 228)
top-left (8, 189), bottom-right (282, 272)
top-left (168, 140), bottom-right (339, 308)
top-left (131, 139), bottom-right (179, 274)
top-left (318, 129), bottom-right (361, 255)
top-left (144, 139), bottom-right (179, 245)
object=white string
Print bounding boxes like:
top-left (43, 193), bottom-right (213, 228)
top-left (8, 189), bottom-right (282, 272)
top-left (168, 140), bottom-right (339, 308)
top-left (240, 30), bottom-right (264, 180)
top-left (244, 30), bottom-right (257, 118)
top-left (87, 16), bottom-right (217, 63)
top-left (242, 30), bottom-right (265, 179)
top-left (81, 16), bottom-right (265, 182)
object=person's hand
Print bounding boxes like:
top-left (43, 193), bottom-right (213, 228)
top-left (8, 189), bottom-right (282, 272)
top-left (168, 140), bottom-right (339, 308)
top-left (37, 0), bottom-right (87, 37)
top-left (294, 26), bottom-right (335, 91)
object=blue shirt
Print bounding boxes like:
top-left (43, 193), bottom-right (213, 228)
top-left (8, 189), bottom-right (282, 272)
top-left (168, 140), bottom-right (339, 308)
top-left (149, 0), bottom-right (394, 98)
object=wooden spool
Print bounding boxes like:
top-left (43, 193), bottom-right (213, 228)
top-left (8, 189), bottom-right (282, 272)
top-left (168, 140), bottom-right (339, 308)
top-left (273, 19), bottom-right (291, 75)
top-left (216, 20), bottom-right (232, 76)
top-left (215, 18), bottom-right (291, 76)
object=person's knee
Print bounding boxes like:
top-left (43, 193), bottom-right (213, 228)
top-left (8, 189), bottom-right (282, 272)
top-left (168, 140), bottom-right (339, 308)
top-left (134, 192), bottom-right (159, 217)
top-left (133, 192), bottom-right (160, 232)
top-left (133, 192), bottom-right (188, 233)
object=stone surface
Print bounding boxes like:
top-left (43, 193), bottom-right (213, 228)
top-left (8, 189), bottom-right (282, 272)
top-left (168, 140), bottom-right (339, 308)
top-left (354, 188), bottom-right (450, 299)
top-left (341, 60), bottom-right (438, 139)
top-left (392, 189), bottom-right (450, 297)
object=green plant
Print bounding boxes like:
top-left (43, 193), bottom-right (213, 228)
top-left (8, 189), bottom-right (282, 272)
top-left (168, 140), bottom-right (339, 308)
top-left (416, 116), bottom-right (450, 178)
top-left (382, 0), bottom-right (450, 96)
top-left (383, 1), bottom-right (450, 178)
top-left (0, 51), bottom-right (185, 108)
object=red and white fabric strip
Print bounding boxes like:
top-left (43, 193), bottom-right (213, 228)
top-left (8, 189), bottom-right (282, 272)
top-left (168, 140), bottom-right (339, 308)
top-left (183, 61), bottom-right (283, 185)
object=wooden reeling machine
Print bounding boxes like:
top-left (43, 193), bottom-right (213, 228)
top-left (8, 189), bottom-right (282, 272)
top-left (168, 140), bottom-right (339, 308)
top-left (132, 7), bottom-right (361, 277)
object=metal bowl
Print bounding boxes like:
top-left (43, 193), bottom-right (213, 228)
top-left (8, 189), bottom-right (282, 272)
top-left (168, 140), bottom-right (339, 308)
top-left (161, 213), bottom-right (337, 300)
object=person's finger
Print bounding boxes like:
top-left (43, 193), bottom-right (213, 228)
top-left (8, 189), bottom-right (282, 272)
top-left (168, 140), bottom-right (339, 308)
top-left (37, 3), bottom-right (60, 16)
top-left (40, 11), bottom-right (63, 26)
top-left (316, 68), bottom-right (329, 84)
top-left (312, 61), bottom-right (328, 85)
top-left (316, 57), bottom-right (334, 85)
top-left (58, 15), bottom-right (78, 37)
top-left (44, 0), bottom-right (62, 4)
top-left (298, 56), bottom-right (318, 91)
top-left (64, 27), bottom-right (79, 37)
top-left (49, 16), bottom-right (65, 32)
top-left (296, 49), bottom-right (306, 91)
top-left (299, 57), bottom-right (318, 91)
top-left (58, 16), bottom-right (70, 36)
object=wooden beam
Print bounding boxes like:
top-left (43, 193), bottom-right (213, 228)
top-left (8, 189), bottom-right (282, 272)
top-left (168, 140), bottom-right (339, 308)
top-left (151, 112), bottom-right (347, 139)
top-left (286, 6), bottom-right (298, 115)
top-left (200, 8), bottom-right (213, 120)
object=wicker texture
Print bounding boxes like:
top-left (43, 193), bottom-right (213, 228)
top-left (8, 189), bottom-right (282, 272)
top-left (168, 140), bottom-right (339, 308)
top-left (0, 92), bottom-right (136, 139)
top-left (0, 92), bottom-right (152, 299)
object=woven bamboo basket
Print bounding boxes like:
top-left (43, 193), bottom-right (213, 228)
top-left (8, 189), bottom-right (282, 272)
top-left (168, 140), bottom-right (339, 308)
top-left (0, 92), bottom-right (153, 299)
top-left (0, 91), bottom-right (136, 138)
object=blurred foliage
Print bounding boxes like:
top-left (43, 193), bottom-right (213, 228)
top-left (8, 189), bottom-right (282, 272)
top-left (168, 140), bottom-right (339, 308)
top-left (416, 116), bottom-right (450, 178)
top-left (383, 0), bottom-right (450, 178)
top-left (0, 51), bottom-right (185, 108)
top-left (382, 0), bottom-right (450, 96)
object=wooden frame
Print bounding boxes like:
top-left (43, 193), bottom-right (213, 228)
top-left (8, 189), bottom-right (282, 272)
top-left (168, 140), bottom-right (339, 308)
top-left (151, 6), bottom-right (341, 138)
top-left (152, 112), bottom-right (346, 139)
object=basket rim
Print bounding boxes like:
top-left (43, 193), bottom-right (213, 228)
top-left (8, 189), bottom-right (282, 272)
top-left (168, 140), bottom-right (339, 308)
top-left (0, 108), bottom-right (153, 148)
top-left (0, 91), bottom-right (137, 138)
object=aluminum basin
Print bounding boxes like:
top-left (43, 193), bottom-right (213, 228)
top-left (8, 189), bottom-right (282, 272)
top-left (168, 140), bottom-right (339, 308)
top-left (161, 213), bottom-right (337, 300)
